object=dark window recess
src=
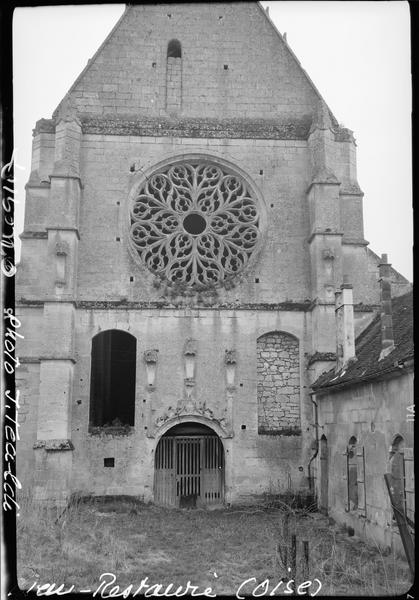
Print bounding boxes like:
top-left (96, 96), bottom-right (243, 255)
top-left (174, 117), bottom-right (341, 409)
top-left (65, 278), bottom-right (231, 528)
top-left (241, 425), bottom-right (246, 430)
top-left (255, 278), bottom-right (260, 283)
top-left (259, 169), bottom-right (264, 175)
top-left (239, 383), bottom-right (243, 387)
top-left (167, 39), bottom-right (181, 58)
top-left (116, 201), bottom-right (120, 206)
top-left (104, 458), bottom-right (115, 467)
top-left (89, 330), bottom-right (137, 427)
top-left (130, 276), bottom-right (134, 282)
top-left (167, 13), bottom-right (172, 18)
top-left (223, 64), bottom-right (229, 70)
top-left (152, 62), bottom-right (157, 68)
top-left (347, 437), bottom-right (358, 510)
top-left (116, 237), bottom-right (121, 242)
top-left (270, 204), bottom-right (274, 208)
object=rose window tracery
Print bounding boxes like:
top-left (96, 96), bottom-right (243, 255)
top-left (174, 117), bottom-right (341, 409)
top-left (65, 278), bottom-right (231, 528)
top-left (129, 161), bottom-right (261, 289)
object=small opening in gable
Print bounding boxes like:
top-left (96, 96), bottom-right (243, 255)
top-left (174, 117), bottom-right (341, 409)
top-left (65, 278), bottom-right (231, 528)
top-left (167, 39), bottom-right (181, 58)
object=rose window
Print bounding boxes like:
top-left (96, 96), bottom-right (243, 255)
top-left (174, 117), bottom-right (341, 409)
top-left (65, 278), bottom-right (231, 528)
top-left (129, 161), bottom-right (261, 289)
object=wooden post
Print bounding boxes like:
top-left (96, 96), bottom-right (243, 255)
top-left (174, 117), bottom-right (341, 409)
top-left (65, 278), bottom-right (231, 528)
top-left (277, 512), bottom-right (290, 580)
top-left (302, 540), bottom-right (309, 592)
top-left (283, 513), bottom-right (289, 569)
top-left (384, 473), bottom-right (415, 578)
top-left (290, 534), bottom-right (297, 593)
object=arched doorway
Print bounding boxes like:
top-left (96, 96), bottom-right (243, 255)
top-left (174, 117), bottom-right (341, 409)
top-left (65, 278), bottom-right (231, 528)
top-left (154, 423), bottom-right (224, 508)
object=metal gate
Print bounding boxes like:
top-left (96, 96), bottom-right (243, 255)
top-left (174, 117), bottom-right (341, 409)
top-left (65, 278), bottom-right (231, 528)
top-left (154, 435), bottom-right (224, 507)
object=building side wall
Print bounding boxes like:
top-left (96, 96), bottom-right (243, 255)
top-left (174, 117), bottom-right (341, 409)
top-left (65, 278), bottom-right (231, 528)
top-left (315, 372), bottom-right (414, 551)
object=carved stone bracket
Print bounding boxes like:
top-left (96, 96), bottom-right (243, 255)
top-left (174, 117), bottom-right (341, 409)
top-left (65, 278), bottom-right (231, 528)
top-left (225, 349), bottom-right (237, 364)
top-left (225, 349), bottom-right (237, 390)
top-left (184, 338), bottom-right (197, 380)
top-left (184, 338), bottom-right (197, 356)
top-left (322, 248), bottom-right (335, 261)
top-left (53, 233), bottom-right (70, 287)
top-left (55, 240), bottom-right (69, 256)
top-left (144, 349), bottom-right (158, 388)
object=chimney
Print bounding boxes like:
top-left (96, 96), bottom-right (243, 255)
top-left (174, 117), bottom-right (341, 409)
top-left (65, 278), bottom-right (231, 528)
top-left (335, 278), bottom-right (356, 371)
top-left (378, 254), bottom-right (395, 360)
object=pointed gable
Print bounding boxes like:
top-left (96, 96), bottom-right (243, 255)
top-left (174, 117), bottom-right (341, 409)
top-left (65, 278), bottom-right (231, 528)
top-left (53, 2), bottom-right (334, 124)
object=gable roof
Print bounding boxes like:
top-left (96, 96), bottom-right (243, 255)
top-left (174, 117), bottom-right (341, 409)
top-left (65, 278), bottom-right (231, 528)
top-left (52, 2), bottom-right (338, 126)
top-left (312, 290), bottom-right (413, 392)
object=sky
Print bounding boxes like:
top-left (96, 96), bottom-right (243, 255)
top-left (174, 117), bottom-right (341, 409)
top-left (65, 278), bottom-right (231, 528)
top-left (12, 2), bottom-right (413, 280)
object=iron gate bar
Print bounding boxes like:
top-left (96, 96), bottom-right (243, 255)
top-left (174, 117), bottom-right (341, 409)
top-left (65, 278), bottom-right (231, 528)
top-left (154, 434), bottom-right (224, 507)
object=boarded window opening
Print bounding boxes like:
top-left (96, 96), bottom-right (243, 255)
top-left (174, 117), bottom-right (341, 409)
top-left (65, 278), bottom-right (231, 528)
top-left (319, 435), bottom-right (328, 514)
top-left (347, 436), bottom-right (358, 511)
top-left (389, 435), bottom-right (408, 520)
top-left (89, 330), bottom-right (136, 427)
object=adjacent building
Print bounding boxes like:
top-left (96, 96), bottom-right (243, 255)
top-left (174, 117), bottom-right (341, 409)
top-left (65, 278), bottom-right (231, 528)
top-left (312, 258), bottom-right (413, 551)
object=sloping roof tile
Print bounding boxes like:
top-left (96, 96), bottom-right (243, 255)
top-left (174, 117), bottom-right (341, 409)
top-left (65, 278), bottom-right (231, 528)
top-left (313, 291), bottom-right (413, 391)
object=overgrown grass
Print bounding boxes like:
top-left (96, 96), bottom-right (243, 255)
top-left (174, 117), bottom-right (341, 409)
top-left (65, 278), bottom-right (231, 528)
top-left (16, 493), bottom-right (412, 596)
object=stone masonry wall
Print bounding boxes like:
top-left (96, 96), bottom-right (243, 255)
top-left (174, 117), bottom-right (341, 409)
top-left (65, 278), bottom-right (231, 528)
top-left (53, 3), bottom-right (320, 122)
top-left (316, 372), bottom-right (414, 551)
top-left (257, 332), bottom-right (301, 434)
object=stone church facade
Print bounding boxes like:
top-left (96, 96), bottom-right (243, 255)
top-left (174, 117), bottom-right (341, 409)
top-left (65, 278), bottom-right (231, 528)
top-left (16, 2), bottom-right (410, 506)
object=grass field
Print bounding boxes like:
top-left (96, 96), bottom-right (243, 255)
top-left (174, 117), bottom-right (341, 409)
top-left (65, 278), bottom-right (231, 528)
top-left (17, 496), bottom-right (412, 597)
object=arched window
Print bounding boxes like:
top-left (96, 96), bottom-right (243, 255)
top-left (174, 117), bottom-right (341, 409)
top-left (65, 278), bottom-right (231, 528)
top-left (347, 436), bottom-right (358, 510)
top-left (256, 331), bottom-right (300, 434)
top-left (167, 39), bottom-right (182, 58)
top-left (89, 330), bottom-right (136, 428)
top-left (166, 40), bottom-right (182, 112)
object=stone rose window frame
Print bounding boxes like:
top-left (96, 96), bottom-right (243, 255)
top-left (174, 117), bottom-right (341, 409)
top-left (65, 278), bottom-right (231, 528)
top-left (127, 154), bottom-right (267, 291)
